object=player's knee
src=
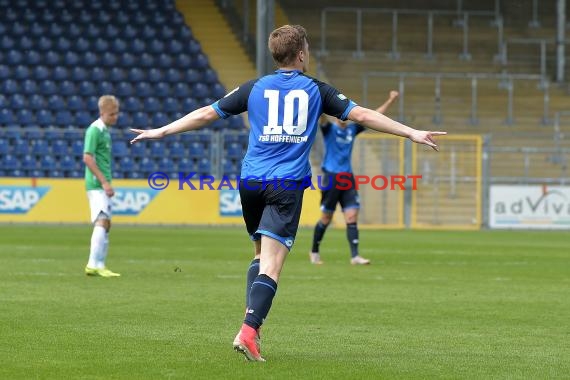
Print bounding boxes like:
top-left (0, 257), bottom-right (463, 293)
top-left (320, 213), bottom-right (333, 225)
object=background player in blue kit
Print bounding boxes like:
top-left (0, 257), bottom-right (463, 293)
top-left (130, 25), bottom-right (445, 362)
top-left (310, 90), bottom-right (399, 266)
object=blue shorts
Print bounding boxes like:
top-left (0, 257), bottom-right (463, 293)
top-left (320, 171), bottom-right (360, 213)
top-left (239, 179), bottom-right (305, 250)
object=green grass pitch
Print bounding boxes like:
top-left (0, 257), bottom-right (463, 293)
top-left (0, 225), bottom-right (568, 379)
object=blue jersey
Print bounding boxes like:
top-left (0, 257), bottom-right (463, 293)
top-left (212, 69), bottom-right (357, 180)
top-left (321, 121), bottom-right (365, 174)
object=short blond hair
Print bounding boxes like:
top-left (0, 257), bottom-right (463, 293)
top-left (98, 95), bottom-right (119, 111)
top-left (268, 25), bottom-right (308, 67)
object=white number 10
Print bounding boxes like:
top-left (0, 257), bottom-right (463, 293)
top-left (263, 89), bottom-right (309, 136)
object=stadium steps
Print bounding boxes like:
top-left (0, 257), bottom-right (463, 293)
top-left (175, 0), bottom-right (256, 91)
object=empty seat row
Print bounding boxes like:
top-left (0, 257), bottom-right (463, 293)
top-left (0, 65), bottom-right (216, 85)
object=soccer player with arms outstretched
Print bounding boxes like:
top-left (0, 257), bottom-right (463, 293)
top-left (130, 25), bottom-right (445, 362)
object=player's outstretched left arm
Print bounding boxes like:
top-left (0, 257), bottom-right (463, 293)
top-left (347, 105), bottom-right (446, 151)
top-left (130, 106), bottom-right (220, 144)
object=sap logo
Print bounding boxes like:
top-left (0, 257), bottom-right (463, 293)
top-left (219, 190), bottom-right (242, 216)
top-left (0, 186), bottom-right (50, 214)
top-left (112, 188), bottom-right (159, 215)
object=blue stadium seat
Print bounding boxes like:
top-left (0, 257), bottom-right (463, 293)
top-left (10, 94), bottom-right (26, 109)
top-left (4, 127), bottom-right (22, 142)
top-left (37, 36), bottom-right (53, 51)
top-left (44, 128), bottom-right (63, 141)
top-left (26, 50), bottom-right (42, 65)
top-left (155, 82), bottom-right (170, 98)
top-left (32, 140), bottom-right (50, 156)
top-left (0, 94), bottom-right (6, 109)
top-left (163, 97), bottom-right (180, 113)
top-left (86, 96), bottom-right (99, 111)
top-left (133, 11), bottom-right (149, 26)
top-left (40, 156), bottom-right (56, 171)
top-left (9, 169), bottom-right (26, 177)
top-left (55, 110), bottom-right (74, 126)
top-left (84, 52), bottom-right (99, 67)
top-left (198, 158), bottom-right (211, 175)
top-left (70, 67), bottom-right (88, 82)
top-left (181, 98), bottom-right (199, 112)
top-left (112, 39), bottom-right (128, 55)
top-left (131, 38), bottom-right (146, 54)
top-left (2, 154), bottom-right (18, 170)
top-left (122, 24), bottom-right (138, 39)
top-left (122, 96), bottom-right (141, 112)
top-left (139, 53), bottom-right (155, 68)
top-left (156, 53), bottom-right (173, 69)
top-left (141, 25), bottom-right (156, 39)
top-left (211, 83), bottom-right (226, 98)
top-left (135, 82), bottom-right (152, 97)
top-left (109, 67), bottom-right (125, 82)
top-left (165, 68), bottom-right (182, 83)
top-left (67, 24), bottom-right (82, 38)
top-left (93, 38), bottom-right (109, 53)
top-left (139, 157), bottom-right (156, 173)
top-left (115, 113), bottom-right (131, 129)
top-left (150, 141), bottom-right (166, 157)
top-left (148, 68), bottom-right (163, 83)
top-left (22, 79), bottom-right (39, 95)
top-left (52, 66), bottom-right (68, 81)
top-left (63, 51), bottom-right (79, 66)
top-left (192, 83), bottom-right (209, 99)
top-left (194, 54), bottom-right (210, 70)
top-left (227, 143), bottom-right (243, 159)
top-left (173, 83), bottom-right (191, 98)
top-left (55, 36), bottom-right (72, 52)
top-left (29, 169), bottom-right (46, 178)
top-left (70, 140), bottom-right (84, 157)
top-left (0, 138), bottom-right (8, 155)
top-left (149, 39), bottom-right (164, 54)
top-left (25, 128), bottom-right (43, 140)
top-left (0, 64), bottom-right (11, 80)
top-left (112, 141), bottom-right (128, 157)
top-left (114, 82), bottom-right (133, 98)
top-left (152, 112), bottom-right (169, 126)
top-left (188, 40), bottom-right (202, 55)
top-left (168, 40), bottom-right (183, 55)
top-left (184, 69), bottom-right (200, 84)
top-left (91, 67), bottom-right (106, 82)
top-left (19, 36), bottom-right (34, 50)
top-left (169, 141), bottom-right (185, 159)
top-left (67, 95), bottom-right (85, 111)
top-left (1, 36), bottom-right (15, 50)
top-left (58, 155), bottom-right (76, 171)
top-left (1, 79), bottom-right (19, 95)
top-left (75, 110), bottom-right (92, 126)
top-left (14, 65), bottom-right (30, 80)
top-left (22, 155), bottom-right (37, 171)
top-left (51, 139), bottom-right (69, 156)
top-left (101, 52), bottom-right (117, 67)
top-left (30, 22), bottom-right (45, 37)
top-left (132, 112), bottom-right (149, 129)
top-left (159, 25), bottom-right (175, 40)
top-left (36, 109), bottom-right (54, 127)
top-left (143, 97), bottom-right (161, 113)
top-left (98, 81), bottom-right (114, 94)
top-left (203, 69), bottom-right (218, 84)
top-left (49, 170), bottom-right (65, 178)
top-left (127, 67), bottom-right (145, 83)
top-left (189, 142), bottom-right (206, 159)
top-left (229, 116), bottom-right (245, 130)
top-left (78, 81), bottom-right (96, 96)
top-left (0, 109), bottom-right (15, 125)
top-left (60, 80), bottom-right (76, 96)
top-left (40, 80), bottom-right (57, 96)
top-left (17, 109), bottom-right (35, 125)
top-left (129, 142), bottom-right (147, 158)
top-left (105, 24), bottom-right (120, 39)
top-left (176, 54), bottom-right (192, 69)
top-left (33, 65), bottom-right (50, 81)
top-left (47, 95), bottom-right (66, 110)
top-left (119, 156), bottom-right (135, 172)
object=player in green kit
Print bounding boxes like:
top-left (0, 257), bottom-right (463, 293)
top-left (83, 95), bottom-right (121, 277)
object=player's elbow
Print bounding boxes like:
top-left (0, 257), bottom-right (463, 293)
top-left (348, 106), bottom-right (375, 126)
top-left (83, 154), bottom-right (93, 165)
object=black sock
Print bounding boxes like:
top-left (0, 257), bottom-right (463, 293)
top-left (311, 221), bottom-right (329, 253)
top-left (244, 274), bottom-right (277, 330)
top-left (245, 258), bottom-right (260, 308)
top-left (347, 223), bottom-right (359, 258)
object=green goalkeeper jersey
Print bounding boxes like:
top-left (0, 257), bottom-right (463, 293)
top-left (84, 119), bottom-right (112, 190)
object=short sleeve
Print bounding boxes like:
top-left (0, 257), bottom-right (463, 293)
top-left (83, 126), bottom-right (98, 154)
top-left (212, 79), bottom-right (257, 119)
top-left (315, 80), bottom-right (357, 121)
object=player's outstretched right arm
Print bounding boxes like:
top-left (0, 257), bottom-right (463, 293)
top-left (130, 105), bottom-right (220, 144)
top-left (347, 105), bottom-right (446, 151)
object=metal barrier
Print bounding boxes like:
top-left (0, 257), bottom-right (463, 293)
top-left (361, 71), bottom-right (548, 126)
top-left (319, 6), bottom-right (501, 60)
